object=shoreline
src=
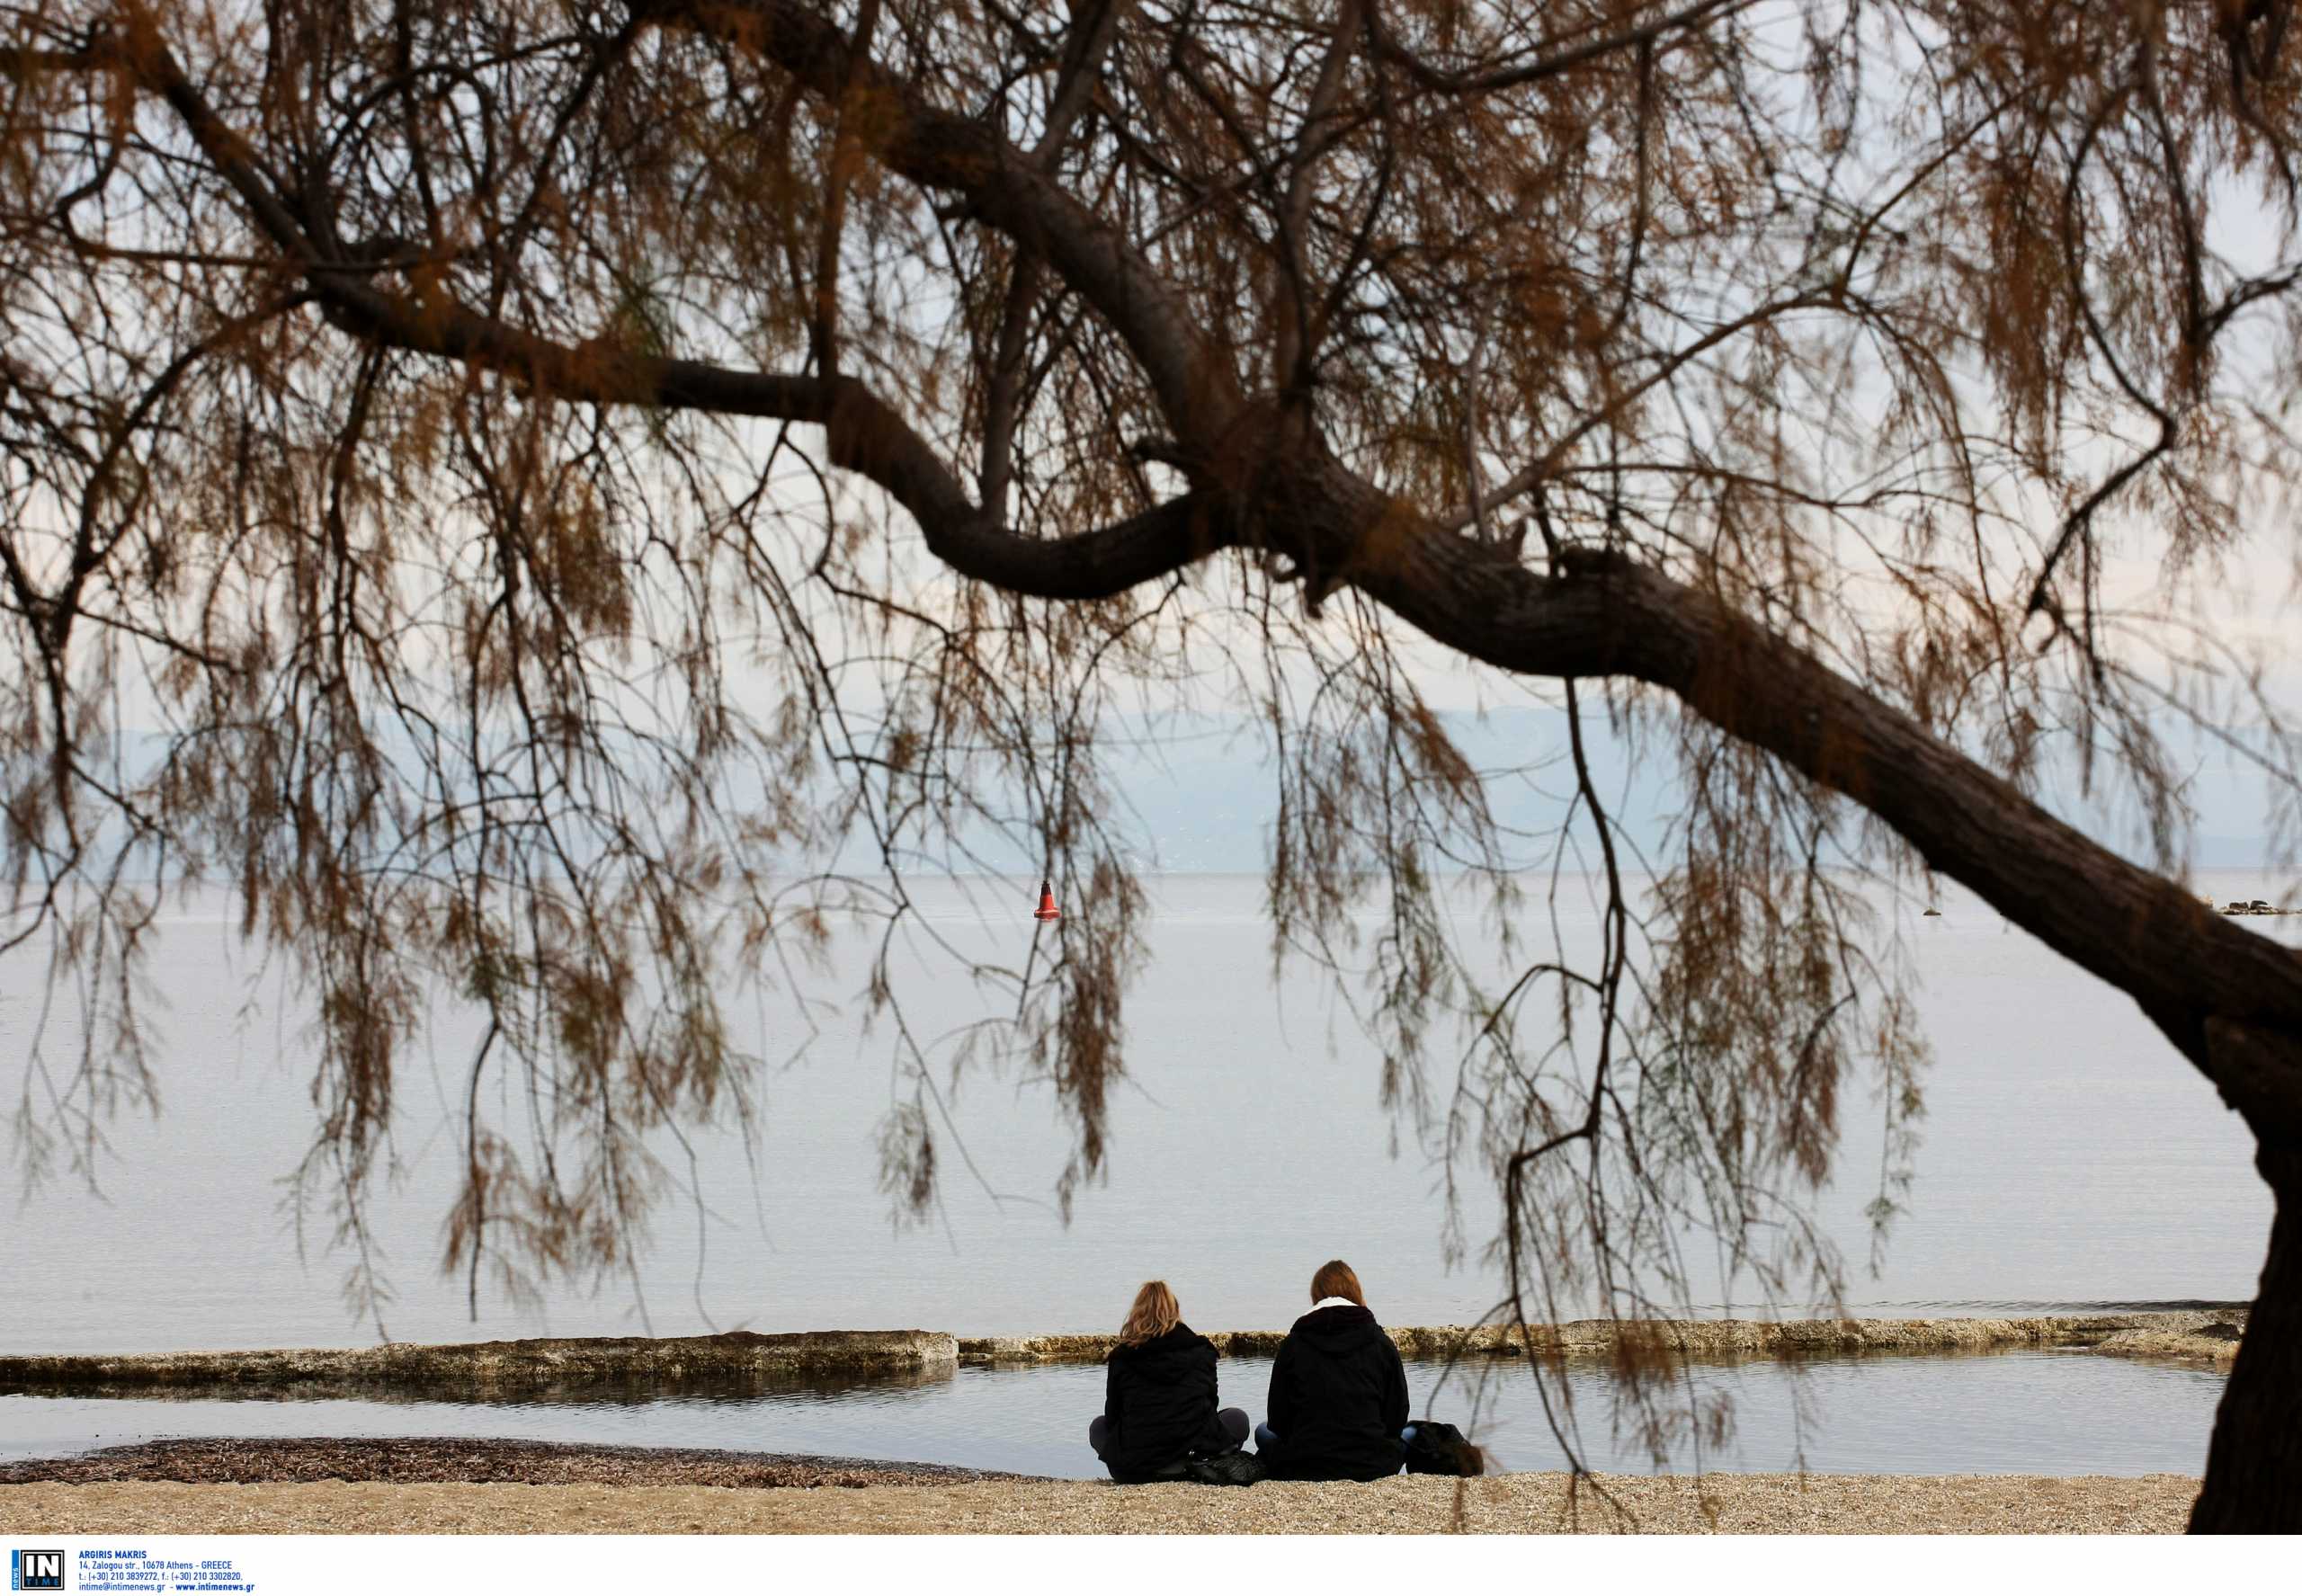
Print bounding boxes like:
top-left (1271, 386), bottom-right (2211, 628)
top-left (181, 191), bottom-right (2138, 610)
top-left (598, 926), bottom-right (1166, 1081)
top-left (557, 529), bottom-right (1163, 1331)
top-left (0, 1437), bottom-right (1036, 1490)
top-left (0, 1310), bottom-right (2244, 1399)
top-left (0, 1439), bottom-right (2203, 1534)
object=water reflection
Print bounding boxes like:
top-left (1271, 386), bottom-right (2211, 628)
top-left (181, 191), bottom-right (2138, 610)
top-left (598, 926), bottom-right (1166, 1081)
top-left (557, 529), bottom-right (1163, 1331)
top-left (0, 1360), bottom-right (954, 1408)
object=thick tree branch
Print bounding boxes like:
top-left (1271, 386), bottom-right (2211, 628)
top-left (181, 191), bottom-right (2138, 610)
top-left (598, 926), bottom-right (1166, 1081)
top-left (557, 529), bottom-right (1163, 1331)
top-left (324, 290), bottom-right (1233, 600)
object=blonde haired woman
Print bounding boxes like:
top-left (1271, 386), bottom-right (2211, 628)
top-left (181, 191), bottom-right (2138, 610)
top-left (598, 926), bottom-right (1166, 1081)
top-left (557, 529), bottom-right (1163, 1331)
top-left (1087, 1280), bottom-right (1249, 1482)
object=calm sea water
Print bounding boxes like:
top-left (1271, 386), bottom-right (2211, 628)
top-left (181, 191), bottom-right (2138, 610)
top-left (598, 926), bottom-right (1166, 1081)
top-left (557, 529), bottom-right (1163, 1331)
top-left (0, 871), bottom-right (2283, 1356)
top-left (0, 1349), bottom-right (2227, 1478)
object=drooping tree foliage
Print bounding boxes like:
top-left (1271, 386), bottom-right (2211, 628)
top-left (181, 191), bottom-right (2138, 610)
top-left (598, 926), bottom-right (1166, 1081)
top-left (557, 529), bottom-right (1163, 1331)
top-left (6, 0), bottom-right (2302, 1528)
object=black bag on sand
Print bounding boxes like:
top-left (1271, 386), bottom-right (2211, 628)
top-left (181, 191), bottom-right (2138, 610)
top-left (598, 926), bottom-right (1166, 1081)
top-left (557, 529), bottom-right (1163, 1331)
top-left (1182, 1449), bottom-right (1267, 1487)
top-left (1401, 1420), bottom-right (1485, 1476)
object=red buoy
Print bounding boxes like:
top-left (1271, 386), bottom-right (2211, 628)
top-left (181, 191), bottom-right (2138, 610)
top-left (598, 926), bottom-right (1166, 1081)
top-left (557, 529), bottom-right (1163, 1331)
top-left (1033, 878), bottom-right (1062, 923)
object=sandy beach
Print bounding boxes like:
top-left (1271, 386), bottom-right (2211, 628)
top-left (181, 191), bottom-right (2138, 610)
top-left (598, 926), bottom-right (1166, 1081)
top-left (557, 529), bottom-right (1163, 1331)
top-left (0, 1439), bottom-right (2199, 1534)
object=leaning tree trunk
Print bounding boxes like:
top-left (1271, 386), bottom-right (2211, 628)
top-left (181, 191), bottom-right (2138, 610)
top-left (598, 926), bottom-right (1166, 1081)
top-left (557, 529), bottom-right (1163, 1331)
top-left (2182, 1020), bottom-right (2302, 1531)
top-left (2190, 1137), bottom-right (2302, 1531)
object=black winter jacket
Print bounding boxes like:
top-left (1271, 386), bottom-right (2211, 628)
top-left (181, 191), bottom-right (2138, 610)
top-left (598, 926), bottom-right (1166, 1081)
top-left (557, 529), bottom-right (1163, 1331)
top-left (1100, 1323), bottom-right (1233, 1482)
top-left (1263, 1304), bottom-right (1410, 1481)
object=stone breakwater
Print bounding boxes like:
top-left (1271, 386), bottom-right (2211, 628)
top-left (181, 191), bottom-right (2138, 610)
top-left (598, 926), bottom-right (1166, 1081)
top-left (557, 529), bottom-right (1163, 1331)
top-left (954, 1310), bottom-right (2248, 1370)
top-left (0, 1329), bottom-right (957, 1395)
top-left (0, 1313), bottom-right (2241, 1398)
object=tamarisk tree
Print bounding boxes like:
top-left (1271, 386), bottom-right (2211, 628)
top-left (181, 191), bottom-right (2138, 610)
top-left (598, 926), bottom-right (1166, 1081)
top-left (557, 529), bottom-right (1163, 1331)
top-left (7, 0), bottom-right (2302, 1529)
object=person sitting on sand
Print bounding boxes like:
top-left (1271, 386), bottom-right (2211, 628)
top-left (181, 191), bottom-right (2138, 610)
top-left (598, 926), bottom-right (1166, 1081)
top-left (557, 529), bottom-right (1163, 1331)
top-left (1253, 1259), bottom-right (1411, 1482)
top-left (1088, 1279), bottom-right (1250, 1483)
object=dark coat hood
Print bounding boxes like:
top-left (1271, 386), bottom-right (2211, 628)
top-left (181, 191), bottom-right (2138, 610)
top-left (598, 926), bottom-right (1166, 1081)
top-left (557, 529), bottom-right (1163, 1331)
top-left (1290, 1303), bottom-right (1387, 1346)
